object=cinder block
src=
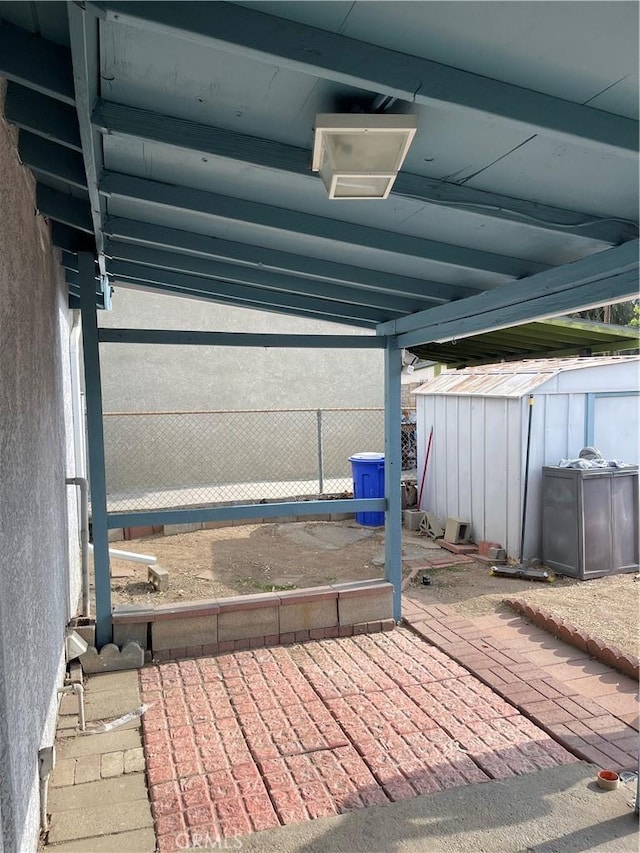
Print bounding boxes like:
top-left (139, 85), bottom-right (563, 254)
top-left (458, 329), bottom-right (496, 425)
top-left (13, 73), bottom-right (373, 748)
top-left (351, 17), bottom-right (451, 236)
top-left (218, 605), bottom-right (279, 642)
top-left (478, 540), bottom-right (502, 557)
top-left (439, 540), bottom-right (478, 555)
top-left (403, 510), bottom-right (426, 531)
top-left (163, 523), bottom-right (202, 536)
top-left (336, 581), bottom-right (394, 626)
top-left (444, 517), bottom-right (471, 544)
top-left (148, 564), bottom-right (169, 592)
top-left (488, 546), bottom-right (506, 561)
top-left (108, 528), bottom-right (124, 542)
top-left (202, 520), bottom-right (231, 530)
top-left (113, 621), bottom-right (148, 650)
top-left (330, 513), bottom-right (354, 521)
top-left (68, 617), bottom-right (96, 648)
top-left (282, 597), bottom-right (338, 632)
top-left (152, 614), bottom-right (218, 651)
top-left (381, 618), bottom-right (396, 632)
top-left (278, 596), bottom-right (338, 633)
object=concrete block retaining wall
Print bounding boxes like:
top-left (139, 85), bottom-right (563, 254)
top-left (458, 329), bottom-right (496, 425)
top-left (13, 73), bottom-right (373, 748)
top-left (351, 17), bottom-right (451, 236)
top-left (112, 579), bottom-right (394, 658)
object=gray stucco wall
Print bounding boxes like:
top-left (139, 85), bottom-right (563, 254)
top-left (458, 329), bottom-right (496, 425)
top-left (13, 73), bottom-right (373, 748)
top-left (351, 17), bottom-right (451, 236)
top-left (100, 287), bottom-right (384, 411)
top-left (99, 287), bottom-right (385, 498)
top-left (0, 80), bottom-right (80, 853)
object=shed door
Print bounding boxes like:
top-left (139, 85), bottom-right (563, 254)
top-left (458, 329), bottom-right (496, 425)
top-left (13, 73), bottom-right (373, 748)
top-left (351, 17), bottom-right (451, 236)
top-left (587, 393), bottom-right (639, 463)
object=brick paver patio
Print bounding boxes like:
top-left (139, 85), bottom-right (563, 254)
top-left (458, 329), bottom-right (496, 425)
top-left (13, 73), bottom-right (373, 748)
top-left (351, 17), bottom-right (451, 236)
top-left (403, 597), bottom-right (639, 772)
top-left (139, 628), bottom-right (577, 851)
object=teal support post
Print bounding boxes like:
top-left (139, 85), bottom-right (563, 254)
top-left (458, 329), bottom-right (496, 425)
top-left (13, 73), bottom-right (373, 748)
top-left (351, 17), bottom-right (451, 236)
top-left (79, 252), bottom-right (112, 646)
top-left (384, 336), bottom-right (403, 621)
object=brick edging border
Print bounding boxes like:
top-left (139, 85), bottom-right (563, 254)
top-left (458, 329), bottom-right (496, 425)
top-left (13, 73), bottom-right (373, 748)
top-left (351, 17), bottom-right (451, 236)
top-left (503, 597), bottom-right (639, 682)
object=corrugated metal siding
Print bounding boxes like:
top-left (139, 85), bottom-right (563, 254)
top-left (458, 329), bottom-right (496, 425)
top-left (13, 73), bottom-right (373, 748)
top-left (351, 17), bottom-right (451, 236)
top-left (417, 388), bottom-right (602, 559)
top-left (414, 356), bottom-right (640, 399)
top-left (418, 393), bottom-right (523, 557)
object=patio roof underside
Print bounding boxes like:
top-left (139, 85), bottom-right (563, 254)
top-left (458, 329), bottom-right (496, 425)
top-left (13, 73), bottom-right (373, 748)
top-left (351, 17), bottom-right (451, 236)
top-left (408, 317), bottom-right (640, 368)
top-left (0, 0), bottom-right (638, 346)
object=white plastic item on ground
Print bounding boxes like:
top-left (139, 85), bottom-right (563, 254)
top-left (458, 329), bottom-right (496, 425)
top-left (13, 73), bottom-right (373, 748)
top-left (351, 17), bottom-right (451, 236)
top-left (88, 544), bottom-right (157, 565)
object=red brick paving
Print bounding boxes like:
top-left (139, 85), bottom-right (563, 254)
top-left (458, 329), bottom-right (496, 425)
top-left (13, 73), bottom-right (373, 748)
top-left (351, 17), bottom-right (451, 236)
top-left (140, 629), bottom-right (577, 849)
top-left (403, 595), bottom-right (638, 776)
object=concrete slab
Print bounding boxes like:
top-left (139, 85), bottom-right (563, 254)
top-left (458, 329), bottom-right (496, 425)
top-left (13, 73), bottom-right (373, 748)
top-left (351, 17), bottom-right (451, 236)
top-left (47, 797), bottom-right (154, 844)
top-left (45, 828), bottom-right (156, 852)
top-left (279, 522), bottom-right (374, 550)
top-left (83, 688), bottom-right (143, 723)
top-left (57, 729), bottom-right (142, 759)
top-left (237, 764), bottom-right (638, 853)
top-left (48, 773), bottom-right (148, 812)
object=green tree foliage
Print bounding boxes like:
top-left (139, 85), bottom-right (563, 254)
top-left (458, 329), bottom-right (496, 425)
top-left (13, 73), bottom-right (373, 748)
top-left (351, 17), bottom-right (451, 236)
top-left (569, 300), bottom-right (638, 326)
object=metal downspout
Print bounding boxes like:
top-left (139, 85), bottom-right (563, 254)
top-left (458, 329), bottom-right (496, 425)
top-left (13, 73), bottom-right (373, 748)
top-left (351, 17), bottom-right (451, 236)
top-left (66, 477), bottom-right (90, 617)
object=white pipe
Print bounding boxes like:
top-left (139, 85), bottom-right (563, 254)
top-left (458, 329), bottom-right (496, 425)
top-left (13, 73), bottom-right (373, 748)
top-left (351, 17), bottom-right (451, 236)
top-left (89, 543), bottom-right (157, 565)
top-left (58, 683), bottom-right (86, 732)
top-left (66, 478), bottom-right (90, 617)
top-left (69, 311), bottom-right (87, 482)
top-left (38, 747), bottom-right (55, 834)
top-left (39, 776), bottom-right (49, 834)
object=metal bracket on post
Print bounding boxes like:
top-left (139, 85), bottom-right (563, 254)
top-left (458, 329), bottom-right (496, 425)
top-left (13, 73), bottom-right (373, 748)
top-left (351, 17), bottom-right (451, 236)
top-left (78, 251), bottom-right (112, 647)
top-left (384, 336), bottom-right (403, 622)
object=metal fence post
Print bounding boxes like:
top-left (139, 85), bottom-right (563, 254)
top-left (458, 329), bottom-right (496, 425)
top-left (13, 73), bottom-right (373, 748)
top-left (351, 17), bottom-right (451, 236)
top-left (316, 409), bottom-right (324, 494)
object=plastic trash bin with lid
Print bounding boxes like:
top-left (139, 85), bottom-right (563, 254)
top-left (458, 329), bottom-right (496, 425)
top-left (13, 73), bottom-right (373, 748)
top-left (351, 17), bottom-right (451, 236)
top-left (349, 452), bottom-right (385, 526)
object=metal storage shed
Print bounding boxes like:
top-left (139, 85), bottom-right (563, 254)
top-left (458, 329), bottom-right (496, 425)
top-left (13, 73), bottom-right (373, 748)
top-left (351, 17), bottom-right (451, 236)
top-left (413, 356), bottom-right (640, 561)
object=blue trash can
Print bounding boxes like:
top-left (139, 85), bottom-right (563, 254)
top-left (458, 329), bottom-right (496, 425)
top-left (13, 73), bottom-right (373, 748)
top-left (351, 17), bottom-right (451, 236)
top-left (349, 452), bottom-right (385, 526)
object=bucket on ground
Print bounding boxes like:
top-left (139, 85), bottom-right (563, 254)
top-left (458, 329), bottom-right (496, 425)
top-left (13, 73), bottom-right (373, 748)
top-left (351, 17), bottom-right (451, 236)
top-left (349, 452), bottom-right (385, 527)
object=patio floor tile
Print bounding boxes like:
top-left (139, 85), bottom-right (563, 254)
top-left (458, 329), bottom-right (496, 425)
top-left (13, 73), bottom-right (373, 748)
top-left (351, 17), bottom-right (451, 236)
top-left (141, 628), bottom-right (577, 847)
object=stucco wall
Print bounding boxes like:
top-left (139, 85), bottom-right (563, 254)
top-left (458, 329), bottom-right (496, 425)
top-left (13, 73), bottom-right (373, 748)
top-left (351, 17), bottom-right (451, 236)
top-left (99, 287), bottom-right (385, 497)
top-left (0, 80), bottom-right (80, 853)
top-left (100, 287), bottom-right (384, 411)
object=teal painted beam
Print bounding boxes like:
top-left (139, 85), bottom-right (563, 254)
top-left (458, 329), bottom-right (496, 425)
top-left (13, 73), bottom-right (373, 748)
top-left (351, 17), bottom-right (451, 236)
top-left (100, 172), bottom-right (546, 279)
top-left (107, 499), bottom-right (385, 529)
top-left (94, 100), bottom-right (637, 246)
top-left (98, 328), bottom-right (385, 348)
top-left (104, 218), bottom-right (476, 303)
top-left (379, 240), bottom-right (639, 339)
top-left (79, 252), bottom-right (111, 646)
top-left (0, 20), bottom-right (75, 104)
top-left (62, 253), bottom-right (100, 276)
top-left (384, 339), bottom-right (403, 622)
top-left (113, 277), bottom-right (377, 329)
top-left (4, 83), bottom-right (82, 150)
top-left (397, 269), bottom-right (639, 349)
top-left (90, 2), bottom-right (638, 155)
top-left (51, 222), bottom-right (96, 254)
top-left (107, 260), bottom-right (398, 323)
top-left (19, 132), bottom-right (87, 190)
top-left (105, 242), bottom-right (426, 314)
top-left (36, 185), bottom-right (93, 233)
top-left (67, 3), bottom-right (109, 293)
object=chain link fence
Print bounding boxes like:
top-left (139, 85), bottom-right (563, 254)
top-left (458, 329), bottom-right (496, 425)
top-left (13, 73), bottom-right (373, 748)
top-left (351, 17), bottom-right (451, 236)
top-left (103, 407), bottom-right (417, 512)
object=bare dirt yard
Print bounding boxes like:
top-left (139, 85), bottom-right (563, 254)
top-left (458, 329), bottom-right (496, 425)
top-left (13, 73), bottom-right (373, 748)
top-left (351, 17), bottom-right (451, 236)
top-left (100, 520), bottom-right (639, 657)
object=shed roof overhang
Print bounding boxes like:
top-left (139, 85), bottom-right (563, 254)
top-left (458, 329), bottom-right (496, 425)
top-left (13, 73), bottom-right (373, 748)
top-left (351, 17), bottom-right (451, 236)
top-left (407, 317), bottom-right (640, 368)
top-left (0, 0), bottom-right (638, 337)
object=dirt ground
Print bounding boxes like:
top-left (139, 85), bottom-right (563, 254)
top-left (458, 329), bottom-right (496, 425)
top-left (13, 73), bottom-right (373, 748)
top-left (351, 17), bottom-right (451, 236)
top-left (101, 520), bottom-right (639, 657)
